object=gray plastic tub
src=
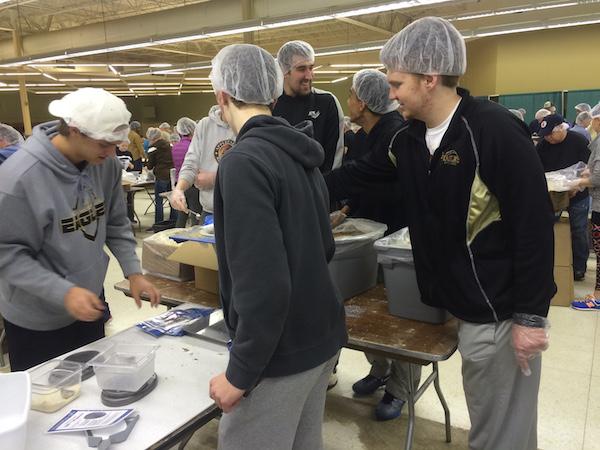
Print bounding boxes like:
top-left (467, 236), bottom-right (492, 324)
top-left (374, 229), bottom-right (451, 324)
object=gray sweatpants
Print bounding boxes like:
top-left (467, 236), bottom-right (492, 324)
top-left (367, 354), bottom-right (421, 400)
top-left (218, 351), bottom-right (339, 450)
top-left (458, 319), bottom-right (541, 450)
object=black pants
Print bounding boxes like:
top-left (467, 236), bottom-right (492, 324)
top-left (175, 185), bottom-right (202, 228)
top-left (4, 318), bottom-right (105, 371)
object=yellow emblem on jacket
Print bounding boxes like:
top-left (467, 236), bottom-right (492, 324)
top-left (441, 149), bottom-right (460, 166)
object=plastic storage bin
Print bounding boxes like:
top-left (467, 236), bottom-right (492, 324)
top-left (329, 219), bottom-right (387, 300)
top-left (90, 343), bottom-right (158, 392)
top-left (29, 360), bottom-right (82, 413)
top-left (0, 372), bottom-right (30, 449)
top-left (374, 228), bottom-right (451, 324)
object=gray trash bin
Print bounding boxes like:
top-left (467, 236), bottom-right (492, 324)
top-left (374, 228), bottom-right (451, 324)
top-left (329, 219), bottom-right (387, 301)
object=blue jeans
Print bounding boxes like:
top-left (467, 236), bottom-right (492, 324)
top-left (568, 196), bottom-right (590, 274)
top-left (154, 179), bottom-right (176, 224)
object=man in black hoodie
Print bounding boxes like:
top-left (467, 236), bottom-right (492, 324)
top-left (208, 43), bottom-right (347, 450)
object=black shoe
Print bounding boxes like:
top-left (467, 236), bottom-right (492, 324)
top-left (352, 374), bottom-right (389, 396)
top-left (574, 271), bottom-right (585, 281)
top-left (145, 226), bottom-right (155, 232)
top-left (375, 391), bottom-right (405, 421)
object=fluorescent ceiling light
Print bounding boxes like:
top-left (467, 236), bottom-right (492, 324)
top-left (315, 45), bottom-right (383, 57)
top-left (185, 77), bottom-right (211, 81)
top-left (468, 16), bottom-right (600, 38)
top-left (314, 70), bottom-right (357, 74)
top-left (108, 65), bottom-right (120, 75)
top-left (450, 1), bottom-right (580, 21)
top-left (29, 63), bottom-right (173, 68)
top-left (58, 78), bottom-right (120, 82)
top-left (0, 73), bottom-right (40, 76)
top-left (6, 83), bottom-right (66, 87)
top-left (331, 76), bottom-right (349, 83)
top-left (330, 63), bottom-right (382, 68)
top-left (43, 73), bottom-right (59, 81)
top-left (35, 91), bottom-right (75, 95)
top-left (0, 87), bottom-right (19, 91)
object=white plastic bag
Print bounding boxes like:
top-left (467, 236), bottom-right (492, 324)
top-left (545, 161), bottom-right (587, 192)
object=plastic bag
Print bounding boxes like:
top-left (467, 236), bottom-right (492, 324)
top-left (512, 314), bottom-right (550, 376)
top-left (374, 227), bottom-right (414, 266)
top-left (545, 161), bottom-right (587, 192)
top-left (137, 308), bottom-right (214, 337)
top-left (332, 218), bottom-right (387, 243)
top-left (374, 227), bottom-right (411, 250)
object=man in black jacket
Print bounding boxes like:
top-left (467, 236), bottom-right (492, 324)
top-left (327, 17), bottom-right (554, 450)
top-left (208, 43), bottom-right (347, 450)
top-left (273, 40), bottom-right (344, 173)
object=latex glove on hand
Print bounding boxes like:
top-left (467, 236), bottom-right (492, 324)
top-left (170, 188), bottom-right (187, 212)
top-left (512, 313), bottom-right (550, 376)
top-left (330, 205), bottom-right (351, 229)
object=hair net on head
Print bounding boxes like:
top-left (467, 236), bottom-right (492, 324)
top-left (575, 111), bottom-right (592, 125)
top-left (575, 103), bottom-right (591, 113)
top-left (380, 17), bottom-right (466, 76)
top-left (210, 44), bottom-right (283, 105)
top-left (535, 109), bottom-right (551, 120)
top-left (276, 40), bottom-right (315, 74)
top-left (518, 108), bottom-right (526, 116)
top-left (146, 127), bottom-right (162, 141)
top-left (0, 123), bottom-right (24, 146)
top-left (176, 117), bottom-right (196, 135)
top-left (352, 69), bottom-right (399, 115)
top-left (590, 104), bottom-right (600, 119)
top-left (509, 109), bottom-right (524, 121)
top-left (159, 122), bottom-right (171, 130)
top-left (130, 120), bottom-right (141, 130)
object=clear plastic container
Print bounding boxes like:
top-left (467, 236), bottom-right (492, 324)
top-left (0, 372), bottom-right (30, 449)
top-left (29, 360), bottom-right (82, 413)
top-left (90, 343), bottom-right (158, 393)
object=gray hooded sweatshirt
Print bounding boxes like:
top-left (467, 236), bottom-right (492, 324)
top-left (0, 120), bottom-right (141, 330)
top-left (178, 105), bottom-right (235, 213)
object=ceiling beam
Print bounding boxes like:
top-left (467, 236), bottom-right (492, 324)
top-left (335, 17), bottom-right (394, 36)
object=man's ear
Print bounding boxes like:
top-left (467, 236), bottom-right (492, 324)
top-left (422, 74), bottom-right (440, 90)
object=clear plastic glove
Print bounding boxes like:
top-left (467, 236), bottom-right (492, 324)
top-left (511, 314), bottom-right (550, 376)
top-left (330, 210), bottom-right (347, 229)
top-left (170, 188), bottom-right (187, 212)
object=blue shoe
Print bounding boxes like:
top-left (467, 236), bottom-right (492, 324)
top-left (375, 391), bottom-right (405, 421)
top-left (352, 374), bottom-right (389, 396)
top-left (571, 296), bottom-right (600, 311)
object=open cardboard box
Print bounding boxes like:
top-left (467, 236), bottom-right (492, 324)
top-left (168, 241), bottom-right (219, 294)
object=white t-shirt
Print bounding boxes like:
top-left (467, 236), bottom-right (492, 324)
top-left (425, 99), bottom-right (462, 155)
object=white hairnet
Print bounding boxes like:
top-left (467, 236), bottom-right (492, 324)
top-left (210, 44), bottom-right (283, 105)
top-left (535, 109), bottom-right (551, 120)
top-left (576, 111), bottom-right (592, 125)
top-left (0, 123), bottom-right (24, 146)
top-left (518, 108), bottom-right (526, 116)
top-left (575, 103), bottom-right (591, 112)
top-left (591, 104), bottom-right (600, 119)
top-left (159, 122), bottom-right (171, 130)
top-left (176, 117), bottom-right (196, 136)
top-left (352, 69), bottom-right (398, 115)
top-left (509, 109), bottom-right (524, 121)
top-left (146, 127), bottom-right (162, 141)
top-left (380, 16), bottom-right (466, 76)
top-left (277, 40), bottom-right (315, 74)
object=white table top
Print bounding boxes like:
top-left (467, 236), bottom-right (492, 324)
top-left (25, 316), bottom-right (228, 449)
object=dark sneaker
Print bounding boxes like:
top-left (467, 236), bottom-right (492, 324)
top-left (574, 271), bottom-right (585, 281)
top-left (352, 374), bottom-right (389, 396)
top-left (375, 391), bottom-right (405, 421)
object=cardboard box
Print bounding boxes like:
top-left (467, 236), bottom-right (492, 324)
top-left (551, 265), bottom-right (574, 307)
top-left (549, 191), bottom-right (569, 213)
top-left (142, 229), bottom-right (194, 281)
top-left (168, 241), bottom-right (219, 294)
top-left (554, 218), bottom-right (573, 267)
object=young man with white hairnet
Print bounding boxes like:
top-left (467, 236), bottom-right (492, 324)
top-left (273, 40), bottom-right (345, 173)
top-left (0, 88), bottom-right (160, 371)
top-left (0, 123), bottom-right (24, 164)
top-left (326, 69), bottom-right (415, 421)
top-left (327, 17), bottom-right (554, 450)
top-left (571, 111), bottom-right (592, 143)
top-left (169, 106), bottom-right (235, 225)
top-left (207, 43), bottom-right (346, 450)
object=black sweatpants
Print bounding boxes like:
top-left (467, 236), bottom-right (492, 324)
top-left (4, 318), bottom-right (105, 371)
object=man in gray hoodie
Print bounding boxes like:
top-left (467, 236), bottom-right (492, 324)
top-left (0, 88), bottom-right (160, 371)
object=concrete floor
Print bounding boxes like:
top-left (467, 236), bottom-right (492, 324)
top-left (4, 194), bottom-right (600, 450)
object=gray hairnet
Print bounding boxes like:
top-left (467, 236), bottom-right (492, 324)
top-left (380, 17), bottom-right (466, 76)
top-left (352, 69), bottom-right (399, 115)
top-left (159, 122), bottom-right (171, 130)
top-left (129, 120), bottom-right (141, 130)
top-left (509, 109), bottom-right (524, 121)
top-left (535, 109), bottom-right (551, 120)
top-left (276, 40), bottom-right (315, 74)
top-left (591, 104), bottom-right (600, 119)
top-left (0, 123), bottom-right (24, 146)
top-left (518, 108), bottom-right (526, 116)
top-left (576, 111), bottom-right (592, 125)
top-left (146, 127), bottom-right (162, 141)
top-left (210, 44), bottom-right (283, 105)
top-left (176, 117), bottom-right (196, 136)
top-left (575, 103), bottom-right (591, 113)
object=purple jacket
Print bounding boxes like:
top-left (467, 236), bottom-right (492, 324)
top-left (171, 136), bottom-right (192, 180)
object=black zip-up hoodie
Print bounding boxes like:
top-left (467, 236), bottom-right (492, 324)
top-left (327, 88), bottom-right (556, 323)
top-left (214, 114), bottom-right (347, 390)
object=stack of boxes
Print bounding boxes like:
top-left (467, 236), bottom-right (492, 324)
top-left (552, 217), bottom-right (574, 307)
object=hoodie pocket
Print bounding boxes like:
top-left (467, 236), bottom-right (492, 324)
top-left (65, 252), bottom-right (109, 296)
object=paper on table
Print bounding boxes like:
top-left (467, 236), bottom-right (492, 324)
top-left (47, 409), bottom-right (135, 434)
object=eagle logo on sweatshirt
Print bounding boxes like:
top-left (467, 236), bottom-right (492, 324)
top-left (214, 139), bottom-right (235, 162)
top-left (60, 200), bottom-right (105, 241)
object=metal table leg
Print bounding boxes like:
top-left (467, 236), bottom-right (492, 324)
top-left (405, 363), bottom-right (416, 450)
top-left (432, 362), bottom-right (452, 443)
